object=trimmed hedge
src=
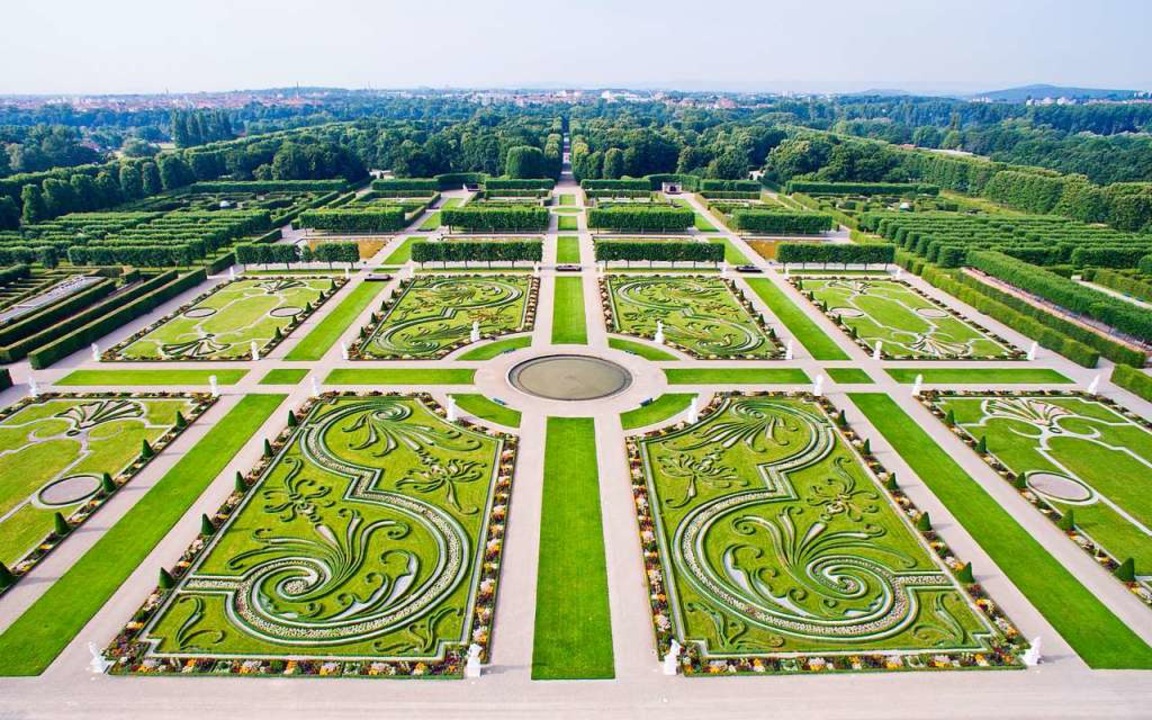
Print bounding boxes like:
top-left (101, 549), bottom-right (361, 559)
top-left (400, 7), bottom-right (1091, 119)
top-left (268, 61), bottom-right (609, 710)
top-left (371, 178), bottom-right (438, 192)
top-left (0, 277), bottom-right (117, 349)
top-left (440, 207), bottom-right (549, 232)
top-left (485, 178), bottom-right (556, 191)
top-left (0, 367), bottom-right (10, 391)
top-left (777, 243), bottom-right (895, 266)
top-left (581, 179), bottom-right (651, 191)
top-left (786, 181), bottom-right (939, 196)
top-left (434, 172), bottom-right (485, 189)
top-left (969, 251), bottom-right (1152, 344)
top-left (411, 240), bottom-right (542, 265)
top-left (29, 269), bottom-right (207, 369)
top-left (189, 180), bottom-right (348, 193)
top-left (700, 180), bottom-right (761, 192)
top-left (1090, 269), bottom-right (1152, 303)
top-left (587, 207), bottom-right (693, 232)
top-left (594, 241), bottom-right (723, 265)
top-left (1112, 365), bottom-right (1152, 402)
top-left (0, 264), bottom-right (30, 287)
top-left (298, 208), bottom-right (407, 233)
top-left (731, 210), bottom-right (835, 234)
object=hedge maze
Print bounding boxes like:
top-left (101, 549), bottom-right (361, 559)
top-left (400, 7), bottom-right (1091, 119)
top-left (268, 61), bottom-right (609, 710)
top-left (106, 394), bottom-right (516, 678)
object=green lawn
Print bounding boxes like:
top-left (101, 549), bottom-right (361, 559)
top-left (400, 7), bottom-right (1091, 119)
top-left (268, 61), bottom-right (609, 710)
top-left (621, 393), bottom-right (694, 430)
top-left (532, 417), bottom-right (614, 679)
top-left (325, 368), bottom-right (476, 385)
top-left (284, 280), bottom-right (385, 360)
top-left (608, 336), bottom-right (677, 360)
top-left (56, 369), bottom-right (247, 386)
top-left (850, 393), bottom-right (1152, 669)
top-left (826, 367), bottom-right (874, 384)
top-left (557, 215), bottom-right (579, 231)
top-left (557, 235), bottom-right (582, 264)
top-left (664, 368), bottom-right (810, 384)
top-left (0, 394), bottom-right (285, 676)
top-left (559, 194), bottom-right (576, 207)
top-left (258, 368), bottom-right (309, 385)
top-left (552, 277), bottom-right (588, 344)
top-left (693, 213), bottom-right (718, 232)
top-left (382, 238), bottom-right (416, 265)
top-left (745, 278), bottom-right (849, 360)
top-left (456, 334), bottom-right (532, 360)
top-left (708, 237), bottom-right (750, 265)
top-left (418, 211), bottom-right (441, 231)
top-left (886, 368), bottom-right (1073, 384)
top-left (450, 393), bottom-right (521, 428)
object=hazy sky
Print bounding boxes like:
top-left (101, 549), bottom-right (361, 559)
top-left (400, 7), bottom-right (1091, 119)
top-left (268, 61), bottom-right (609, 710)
top-left (2, 0), bottom-right (1148, 94)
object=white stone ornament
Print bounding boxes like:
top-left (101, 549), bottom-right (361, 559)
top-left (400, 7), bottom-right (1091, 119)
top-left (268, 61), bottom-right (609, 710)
top-left (228, 266), bottom-right (236, 280)
top-left (91, 343), bottom-right (100, 362)
top-left (1027, 341), bottom-right (1038, 361)
top-left (1022, 637), bottom-right (1042, 666)
top-left (345, 266), bottom-right (351, 278)
top-left (720, 262), bottom-right (729, 279)
top-left (88, 642), bottom-right (111, 674)
top-left (310, 376), bottom-right (321, 398)
top-left (873, 340), bottom-right (883, 361)
top-left (654, 320), bottom-right (665, 345)
top-left (446, 396), bottom-right (458, 423)
top-left (784, 338), bottom-right (794, 361)
top-left (470, 320), bottom-right (481, 343)
top-left (812, 374), bottom-right (824, 397)
top-left (340, 341), bottom-right (350, 361)
top-left (28, 377), bottom-right (39, 399)
top-left (686, 396), bottom-right (699, 424)
top-left (895, 267), bottom-right (903, 280)
top-left (464, 643), bottom-right (482, 679)
top-left (208, 375), bottom-right (220, 398)
top-left (911, 373), bottom-right (924, 397)
top-left (1087, 374), bottom-right (1100, 395)
top-left (250, 340), bottom-right (260, 361)
top-left (662, 639), bottom-right (682, 676)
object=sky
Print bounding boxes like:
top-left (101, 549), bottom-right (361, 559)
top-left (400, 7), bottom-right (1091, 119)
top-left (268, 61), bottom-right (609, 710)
top-left (2, 0), bottom-right (1149, 95)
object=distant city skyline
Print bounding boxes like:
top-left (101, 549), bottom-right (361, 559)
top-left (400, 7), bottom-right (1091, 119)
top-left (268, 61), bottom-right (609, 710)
top-left (2, 0), bottom-right (1148, 95)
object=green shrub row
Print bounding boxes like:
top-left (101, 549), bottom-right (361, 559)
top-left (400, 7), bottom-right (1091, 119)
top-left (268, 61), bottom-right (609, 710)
top-left (968, 251), bottom-right (1152, 343)
top-left (587, 207), bottom-right (693, 231)
top-left (585, 189), bottom-right (652, 199)
top-left (777, 243), bottom-right (895, 265)
top-left (29, 269), bottom-right (206, 369)
top-left (594, 241), bottom-right (723, 265)
top-left (786, 181), bottom-right (939, 196)
top-left (411, 240), bottom-right (542, 265)
top-left (0, 264), bottom-right (30, 287)
top-left (440, 207), bottom-right (549, 232)
top-left (189, 180), bottom-right (347, 193)
top-left (1089, 269), bottom-right (1152, 303)
top-left (698, 191), bottom-right (761, 200)
top-left (0, 276), bottom-right (117, 348)
top-left (485, 178), bottom-right (556, 191)
top-left (434, 172), bottom-right (485, 189)
top-left (371, 178), bottom-right (438, 192)
top-left (580, 179), bottom-right (651, 191)
top-left (0, 367), bottom-right (10, 391)
top-left (699, 180), bottom-right (761, 192)
top-left (1111, 365), bottom-right (1152, 402)
top-left (298, 207), bottom-right (407, 233)
top-left (731, 210), bottom-right (835, 234)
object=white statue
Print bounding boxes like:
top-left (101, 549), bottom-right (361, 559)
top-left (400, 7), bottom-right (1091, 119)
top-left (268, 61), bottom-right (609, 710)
top-left (686, 396), bottom-right (699, 424)
top-left (228, 266), bottom-right (236, 280)
top-left (654, 320), bottom-right (665, 345)
top-left (662, 639), bottom-right (682, 676)
top-left (1087, 374), bottom-right (1101, 395)
top-left (340, 341), bottom-right (350, 361)
top-left (783, 266), bottom-right (790, 278)
top-left (873, 340), bottom-right (883, 361)
top-left (911, 373), bottom-right (924, 397)
top-left (895, 267), bottom-right (903, 280)
top-left (344, 266), bottom-right (351, 278)
top-left (812, 374), bottom-right (824, 397)
top-left (1022, 637), bottom-right (1042, 666)
top-left (88, 642), bottom-right (111, 674)
top-left (533, 262), bottom-right (541, 276)
top-left (470, 320), bottom-right (481, 343)
top-left (784, 338), bottom-right (794, 361)
top-left (208, 375), bottom-right (220, 399)
top-left (446, 396), bottom-right (458, 422)
top-left (720, 262), bottom-right (729, 279)
top-left (91, 343), bottom-right (100, 362)
top-left (28, 377), bottom-right (39, 399)
top-left (464, 643), bottom-right (482, 679)
top-left (1027, 341), bottom-right (1038, 361)
top-left (310, 376), bottom-right (321, 398)
top-left (250, 340), bottom-right (260, 361)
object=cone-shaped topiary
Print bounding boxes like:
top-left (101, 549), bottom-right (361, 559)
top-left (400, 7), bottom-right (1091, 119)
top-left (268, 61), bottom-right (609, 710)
top-left (140, 438), bottom-right (155, 460)
top-left (100, 472), bottom-right (116, 495)
top-left (957, 561), bottom-right (974, 584)
top-left (200, 513), bottom-right (215, 536)
top-left (945, 408), bottom-right (956, 427)
top-left (1058, 508), bottom-right (1076, 532)
top-left (0, 561), bottom-right (14, 589)
top-left (287, 410), bottom-right (298, 428)
top-left (1012, 473), bottom-right (1027, 490)
top-left (174, 411), bottom-right (187, 429)
top-left (1114, 557), bottom-right (1136, 583)
top-left (916, 512), bottom-right (932, 532)
top-left (862, 438), bottom-right (871, 455)
top-left (53, 511), bottom-right (71, 537)
top-left (976, 435), bottom-right (988, 454)
top-left (158, 567), bottom-right (176, 590)
top-left (885, 473), bottom-right (898, 492)
top-left (274, 326), bottom-right (283, 340)
top-left (836, 409), bottom-right (847, 427)
top-left (235, 471), bottom-right (247, 493)
top-left (263, 438), bottom-right (274, 458)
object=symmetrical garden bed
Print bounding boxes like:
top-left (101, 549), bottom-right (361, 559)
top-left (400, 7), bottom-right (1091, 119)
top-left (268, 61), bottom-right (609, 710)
top-left (628, 392), bottom-right (1026, 674)
top-left (922, 390), bottom-right (1152, 606)
top-left (792, 276), bottom-right (1021, 360)
top-left (351, 274), bottom-right (538, 360)
top-left (105, 393), bottom-right (517, 678)
top-left (106, 276), bottom-right (344, 361)
top-left (0, 392), bottom-right (213, 587)
top-left (602, 275), bottom-right (782, 360)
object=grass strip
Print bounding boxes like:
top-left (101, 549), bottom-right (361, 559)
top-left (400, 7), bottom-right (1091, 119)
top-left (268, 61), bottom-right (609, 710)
top-left (418, 212), bottom-right (441, 231)
top-left (557, 215), bottom-right (579, 231)
top-left (694, 213), bottom-right (718, 232)
top-left (382, 238), bottom-right (416, 265)
top-left (0, 394), bottom-right (286, 676)
top-left (259, 368), bottom-right (309, 385)
top-left (850, 393), bottom-right (1152, 669)
top-left (885, 368), bottom-right (1074, 384)
top-left (665, 368), bottom-right (809, 384)
top-left (559, 194), bottom-right (576, 207)
top-left (608, 336), bottom-right (677, 360)
top-left (825, 367), bottom-right (874, 384)
top-left (532, 417), bottom-right (614, 679)
top-left (456, 335), bottom-right (532, 360)
top-left (450, 393), bottom-right (521, 428)
top-left (745, 277), bottom-right (849, 360)
top-left (325, 368), bottom-right (476, 385)
top-left (557, 235), bottom-right (582, 264)
top-left (621, 393), bottom-right (694, 430)
top-left (708, 237), bottom-right (750, 265)
top-left (55, 369), bottom-right (247, 386)
top-left (552, 277), bottom-right (588, 344)
top-left (284, 280), bottom-right (384, 360)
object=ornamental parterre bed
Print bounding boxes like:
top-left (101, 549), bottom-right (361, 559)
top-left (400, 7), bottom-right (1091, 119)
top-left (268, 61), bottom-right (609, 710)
top-left (601, 274), bottom-right (784, 360)
top-left (105, 276), bottom-right (346, 361)
top-left (104, 392), bottom-right (517, 678)
top-left (791, 276), bottom-right (1023, 361)
top-left (0, 392), bottom-right (215, 591)
top-left (921, 389), bottom-right (1152, 608)
top-left (350, 274), bottom-right (538, 360)
top-left (627, 392), bottom-right (1027, 675)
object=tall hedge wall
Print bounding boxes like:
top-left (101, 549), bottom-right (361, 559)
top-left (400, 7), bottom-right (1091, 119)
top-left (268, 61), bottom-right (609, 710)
top-left (298, 208), bottom-right (407, 233)
top-left (587, 207), bottom-right (693, 231)
top-left (440, 207), bottom-right (549, 232)
top-left (731, 210), bottom-right (835, 234)
top-left (777, 243), bottom-right (895, 265)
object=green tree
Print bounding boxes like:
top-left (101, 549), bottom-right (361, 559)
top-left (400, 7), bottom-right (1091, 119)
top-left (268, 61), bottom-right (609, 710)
top-left (602, 148), bottom-right (625, 180)
top-left (504, 145), bottom-right (546, 179)
top-left (20, 185), bottom-right (46, 225)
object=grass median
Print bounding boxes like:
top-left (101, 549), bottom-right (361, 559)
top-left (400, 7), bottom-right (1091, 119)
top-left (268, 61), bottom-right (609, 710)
top-left (745, 277), bottom-right (849, 360)
top-left (284, 280), bottom-right (384, 360)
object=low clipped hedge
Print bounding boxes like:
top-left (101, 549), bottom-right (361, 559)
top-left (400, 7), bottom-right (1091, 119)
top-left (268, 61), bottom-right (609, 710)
top-left (1089, 269), bottom-right (1152, 303)
top-left (1112, 365), bottom-right (1152, 402)
top-left (785, 181), bottom-right (939, 196)
top-left (0, 264), bottom-right (30, 287)
top-left (700, 179), bottom-right (761, 192)
top-left (435, 172), bottom-right (485, 189)
top-left (440, 207), bottom-right (549, 232)
top-left (29, 269), bottom-right (207, 369)
top-left (581, 179), bottom-right (651, 191)
top-left (587, 207), bottom-right (693, 232)
top-left (371, 178), bottom-right (438, 192)
top-left (594, 241), bottom-right (723, 265)
top-left (189, 180), bottom-right (347, 193)
top-left (777, 243), bottom-right (894, 266)
top-left (0, 367), bottom-right (10, 391)
top-left (411, 240), bottom-right (542, 265)
top-left (0, 277), bottom-right (117, 350)
top-left (731, 210), bottom-right (835, 234)
top-left (298, 207), bottom-right (407, 233)
top-left (486, 178), bottom-right (555, 191)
